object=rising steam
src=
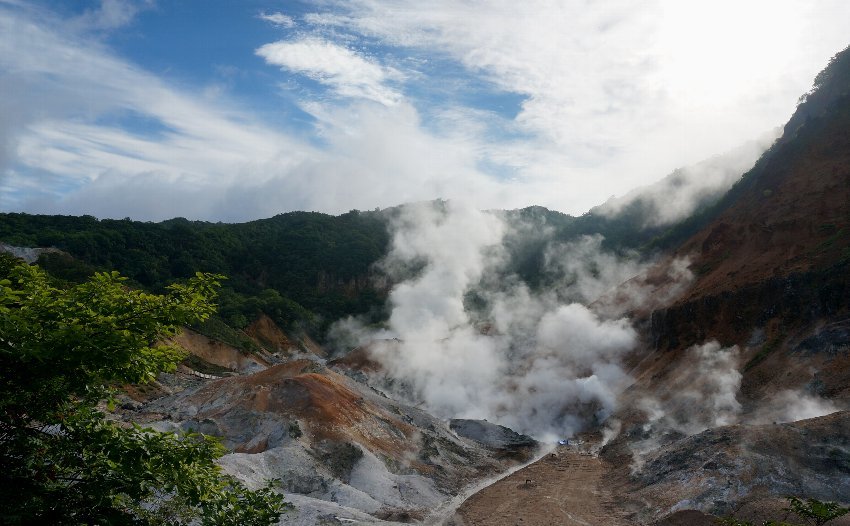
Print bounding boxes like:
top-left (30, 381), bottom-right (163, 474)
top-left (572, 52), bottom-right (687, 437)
top-left (332, 200), bottom-right (692, 440)
top-left (626, 341), bottom-right (743, 472)
top-left (595, 130), bottom-right (780, 228)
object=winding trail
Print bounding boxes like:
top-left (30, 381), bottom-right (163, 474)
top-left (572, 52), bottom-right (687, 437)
top-left (424, 446), bottom-right (554, 525)
top-left (444, 447), bottom-right (634, 526)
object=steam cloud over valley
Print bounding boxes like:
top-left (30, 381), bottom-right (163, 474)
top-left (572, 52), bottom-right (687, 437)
top-left (331, 200), bottom-right (847, 449)
top-left (332, 200), bottom-right (693, 440)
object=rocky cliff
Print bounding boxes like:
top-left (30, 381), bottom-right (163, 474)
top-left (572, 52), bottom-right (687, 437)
top-left (636, 50), bottom-right (850, 407)
top-left (597, 47), bottom-right (850, 524)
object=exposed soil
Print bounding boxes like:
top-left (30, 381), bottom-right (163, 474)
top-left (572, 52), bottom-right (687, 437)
top-left (244, 314), bottom-right (299, 356)
top-left (617, 93), bottom-right (850, 422)
top-left (171, 328), bottom-right (270, 372)
top-left (449, 447), bottom-right (633, 526)
top-left (450, 412), bottom-right (850, 526)
top-left (677, 96), bottom-right (850, 303)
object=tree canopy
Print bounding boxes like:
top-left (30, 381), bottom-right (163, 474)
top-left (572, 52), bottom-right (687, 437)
top-left (0, 255), bottom-right (288, 525)
top-left (0, 210), bottom-right (391, 336)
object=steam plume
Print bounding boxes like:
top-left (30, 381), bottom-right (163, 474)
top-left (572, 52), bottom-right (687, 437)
top-left (334, 200), bottom-right (659, 440)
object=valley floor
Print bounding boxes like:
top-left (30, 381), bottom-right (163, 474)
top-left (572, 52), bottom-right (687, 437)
top-left (447, 446), bottom-right (632, 526)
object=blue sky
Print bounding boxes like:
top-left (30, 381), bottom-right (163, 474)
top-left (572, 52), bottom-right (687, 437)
top-left (1, 0), bottom-right (849, 221)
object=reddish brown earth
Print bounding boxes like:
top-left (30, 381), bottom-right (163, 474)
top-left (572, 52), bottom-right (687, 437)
top-left (244, 314), bottom-right (299, 356)
top-left (172, 359), bottom-right (419, 458)
top-left (677, 95), bottom-right (850, 304)
top-left (622, 93), bottom-right (850, 410)
top-left (328, 343), bottom-right (386, 373)
top-left (614, 95), bottom-right (850, 351)
top-left (171, 328), bottom-right (271, 372)
top-left (298, 332), bottom-right (329, 358)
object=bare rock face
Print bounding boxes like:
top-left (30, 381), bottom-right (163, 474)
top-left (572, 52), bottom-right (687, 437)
top-left (655, 509), bottom-right (717, 526)
top-left (129, 317), bottom-right (525, 523)
top-left (0, 242), bottom-right (62, 263)
top-left (171, 328), bottom-right (270, 374)
top-left (603, 411), bottom-right (850, 524)
top-left (244, 314), bottom-right (301, 357)
top-left (449, 419), bottom-right (538, 461)
top-left (130, 357), bottom-right (529, 524)
top-left (311, 441), bottom-right (363, 484)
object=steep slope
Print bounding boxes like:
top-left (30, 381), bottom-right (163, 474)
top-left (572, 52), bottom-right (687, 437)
top-left (603, 411), bottom-right (850, 524)
top-left (639, 46), bottom-right (850, 405)
top-left (119, 317), bottom-right (536, 525)
top-left (580, 46), bottom-right (850, 524)
top-left (677, 98), bottom-right (850, 301)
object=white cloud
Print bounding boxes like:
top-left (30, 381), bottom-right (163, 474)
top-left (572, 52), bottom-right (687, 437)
top-left (258, 11), bottom-right (295, 28)
top-left (301, 0), bottom-right (850, 209)
top-left (0, 4), bottom-right (315, 218)
top-left (256, 37), bottom-right (403, 106)
top-left (595, 129), bottom-right (782, 227)
top-left (72, 0), bottom-right (152, 31)
top-left (3, 1), bottom-right (850, 220)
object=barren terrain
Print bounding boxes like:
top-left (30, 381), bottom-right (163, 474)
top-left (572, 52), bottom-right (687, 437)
top-left (449, 447), bottom-right (632, 526)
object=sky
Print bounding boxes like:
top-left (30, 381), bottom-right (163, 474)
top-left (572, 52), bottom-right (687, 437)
top-left (0, 0), bottom-right (848, 222)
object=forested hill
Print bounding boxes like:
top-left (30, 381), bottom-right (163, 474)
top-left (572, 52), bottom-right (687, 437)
top-left (0, 185), bottom-right (748, 341)
top-left (0, 211), bottom-right (390, 334)
top-left (0, 197), bottom-right (703, 328)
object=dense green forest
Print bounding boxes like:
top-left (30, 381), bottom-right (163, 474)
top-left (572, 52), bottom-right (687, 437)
top-left (0, 211), bottom-right (390, 336)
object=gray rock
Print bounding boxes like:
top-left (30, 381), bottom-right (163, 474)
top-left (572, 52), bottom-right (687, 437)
top-left (449, 419), bottom-right (538, 452)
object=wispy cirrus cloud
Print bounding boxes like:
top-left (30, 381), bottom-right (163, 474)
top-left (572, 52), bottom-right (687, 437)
top-left (256, 37), bottom-right (404, 106)
top-left (0, 2), bottom-right (516, 220)
top-left (71, 0), bottom-right (154, 31)
top-left (258, 11), bottom-right (295, 29)
top-left (0, 2), bottom-right (315, 218)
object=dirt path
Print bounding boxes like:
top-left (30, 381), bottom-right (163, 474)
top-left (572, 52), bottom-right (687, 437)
top-left (446, 447), bottom-right (634, 526)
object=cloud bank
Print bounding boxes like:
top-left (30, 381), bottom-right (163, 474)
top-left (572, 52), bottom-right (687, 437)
top-left (595, 129), bottom-right (782, 227)
top-left (2, 1), bottom-right (849, 220)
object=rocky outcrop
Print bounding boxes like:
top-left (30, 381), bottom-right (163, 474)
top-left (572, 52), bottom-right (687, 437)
top-left (0, 242), bottom-right (62, 263)
top-left (130, 358), bottom-right (527, 524)
top-left (244, 314), bottom-right (300, 357)
top-left (648, 263), bottom-right (850, 351)
top-left (625, 69), bottom-right (850, 413)
top-left (449, 419), bottom-right (538, 461)
top-left (603, 411), bottom-right (850, 524)
top-left (596, 56), bottom-right (850, 524)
